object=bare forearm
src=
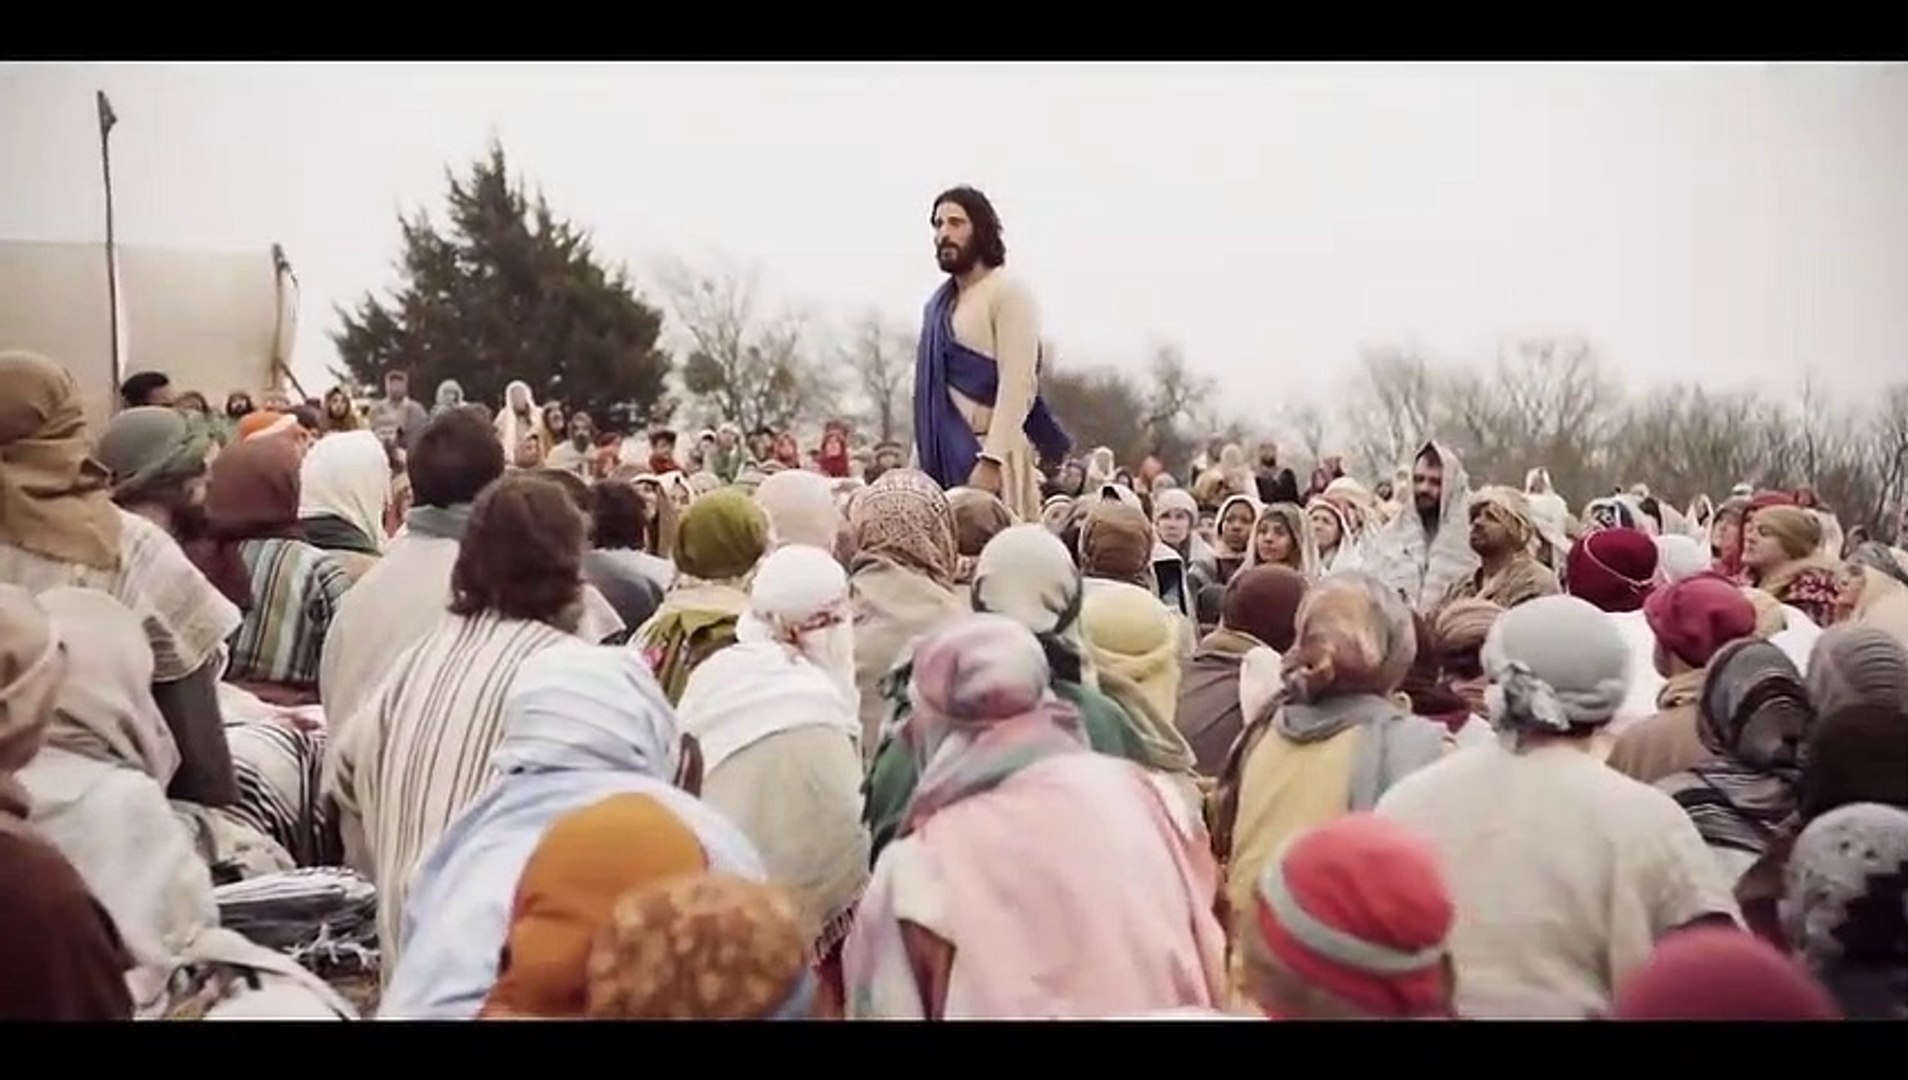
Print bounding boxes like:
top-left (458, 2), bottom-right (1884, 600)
top-left (152, 659), bottom-right (238, 806)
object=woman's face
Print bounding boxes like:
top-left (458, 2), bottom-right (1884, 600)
top-left (634, 482), bottom-right (661, 522)
top-left (1220, 502), bottom-right (1255, 552)
top-left (1156, 509), bottom-right (1192, 547)
top-left (1832, 564), bottom-right (1867, 620)
top-left (544, 405), bottom-right (566, 432)
top-left (1309, 506), bottom-right (1342, 551)
top-left (326, 391), bottom-right (350, 418)
top-left (822, 432), bottom-right (845, 455)
top-left (1743, 519), bottom-right (1787, 571)
top-left (1711, 513), bottom-right (1742, 558)
top-left (1256, 517), bottom-right (1296, 566)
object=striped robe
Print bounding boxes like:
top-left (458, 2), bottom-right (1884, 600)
top-left (325, 611), bottom-right (577, 977)
top-left (0, 507), bottom-right (240, 681)
top-left (227, 538), bottom-right (351, 691)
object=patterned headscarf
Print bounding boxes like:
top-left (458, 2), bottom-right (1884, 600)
top-left (480, 793), bottom-right (710, 1019)
top-left (0, 351), bottom-right (120, 569)
top-left (1481, 595), bottom-right (1631, 745)
top-left (585, 873), bottom-right (815, 1020)
top-left (1660, 640), bottom-right (1814, 857)
top-left (847, 468), bottom-right (957, 589)
top-left (899, 614), bottom-right (1088, 836)
top-left (1781, 803), bottom-right (1908, 1018)
top-left (1282, 572), bottom-right (1417, 703)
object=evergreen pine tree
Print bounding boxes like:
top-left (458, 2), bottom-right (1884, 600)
top-left (331, 142), bottom-right (673, 431)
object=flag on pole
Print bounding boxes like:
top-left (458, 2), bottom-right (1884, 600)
top-left (97, 91), bottom-right (117, 136)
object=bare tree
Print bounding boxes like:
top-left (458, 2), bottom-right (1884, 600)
top-left (1341, 343), bottom-right (1444, 479)
top-left (1277, 402), bottom-right (1330, 466)
top-left (1867, 383), bottom-right (1908, 537)
top-left (840, 310), bottom-right (914, 446)
top-left (656, 259), bottom-right (836, 434)
top-left (1135, 343), bottom-right (1216, 471)
top-left (1041, 357), bottom-right (1150, 469)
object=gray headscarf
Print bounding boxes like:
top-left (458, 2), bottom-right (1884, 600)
top-left (1781, 802), bottom-right (1908, 1018)
top-left (94, 406), bottom-right (210, 505)
top-left (1482, 595), bottom-right (1631, 746)
top-left (1806, 625), bottom-right (1908, 717)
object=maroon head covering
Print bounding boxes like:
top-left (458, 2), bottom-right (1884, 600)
top-left (1610, 927), bottom-right (1839, 1020)
top-left (1643, 573), bottom-right (1758, 669)
top-left (182, 435), bottom-right (306, 609)
top-left (1565, 528), bottom-right (1658, 613)
top-left (1222, 565), bottom-right (1307, 653)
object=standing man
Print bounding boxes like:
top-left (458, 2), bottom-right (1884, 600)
top-left (369, 368), bottom-right (431, 453)
top-left (913, 185), bottom-right (1069, 521)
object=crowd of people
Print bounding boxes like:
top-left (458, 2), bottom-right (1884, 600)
top-left (2, 345), bottom-right (1905, 1021)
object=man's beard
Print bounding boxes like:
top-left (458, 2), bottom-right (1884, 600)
top-left (572, 434), bottom-right (590, 450)
top-left (936, 240), bottom-right (977, 274)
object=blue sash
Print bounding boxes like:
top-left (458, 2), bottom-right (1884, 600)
top-left (912, 279), bottom-right (1071, 490)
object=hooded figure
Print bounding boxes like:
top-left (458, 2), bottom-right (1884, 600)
top-left (1367, 441), bottom-right (1479, 613)
top-left (431, 380), bottom-right (466, 418)
top-left (493, 380), bottom-right (549, 464)
top-left (1521, 468), bottom-right (1573, 568)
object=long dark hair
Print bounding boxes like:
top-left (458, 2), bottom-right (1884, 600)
top-left (931, 185), bottom-right (1006, 269)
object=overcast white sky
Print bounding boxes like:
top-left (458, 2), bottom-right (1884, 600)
top-left (3, 61), bottom-right (1905, 411)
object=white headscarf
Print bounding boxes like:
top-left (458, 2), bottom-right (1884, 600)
top-left (298, 429), bottom-right (392, 551)
top-left (676, 545), bottom-right (859, 772)
top-left (1653, 534), bottom-right (1712, 585)
top-left (493, 380), bottom-right (541, 456)
top-left (755, 469), bottom-right (842, 551)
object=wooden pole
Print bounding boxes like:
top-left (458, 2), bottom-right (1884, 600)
top-left (97, 90), bottom-right (121, 404)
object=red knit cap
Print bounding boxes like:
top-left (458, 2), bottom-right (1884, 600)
top-left (1252, 813), bottom-right (1455, 1018)
top-left (1643, 573), bottom-right (1759, 669)
top-left (1610, 927), bottom-right (1840, 1020)
top-left (1565, 528), bottom-right (1658, 613)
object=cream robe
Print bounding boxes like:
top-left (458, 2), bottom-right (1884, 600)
top-left (944, 270), bottom-right (1045, 523)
